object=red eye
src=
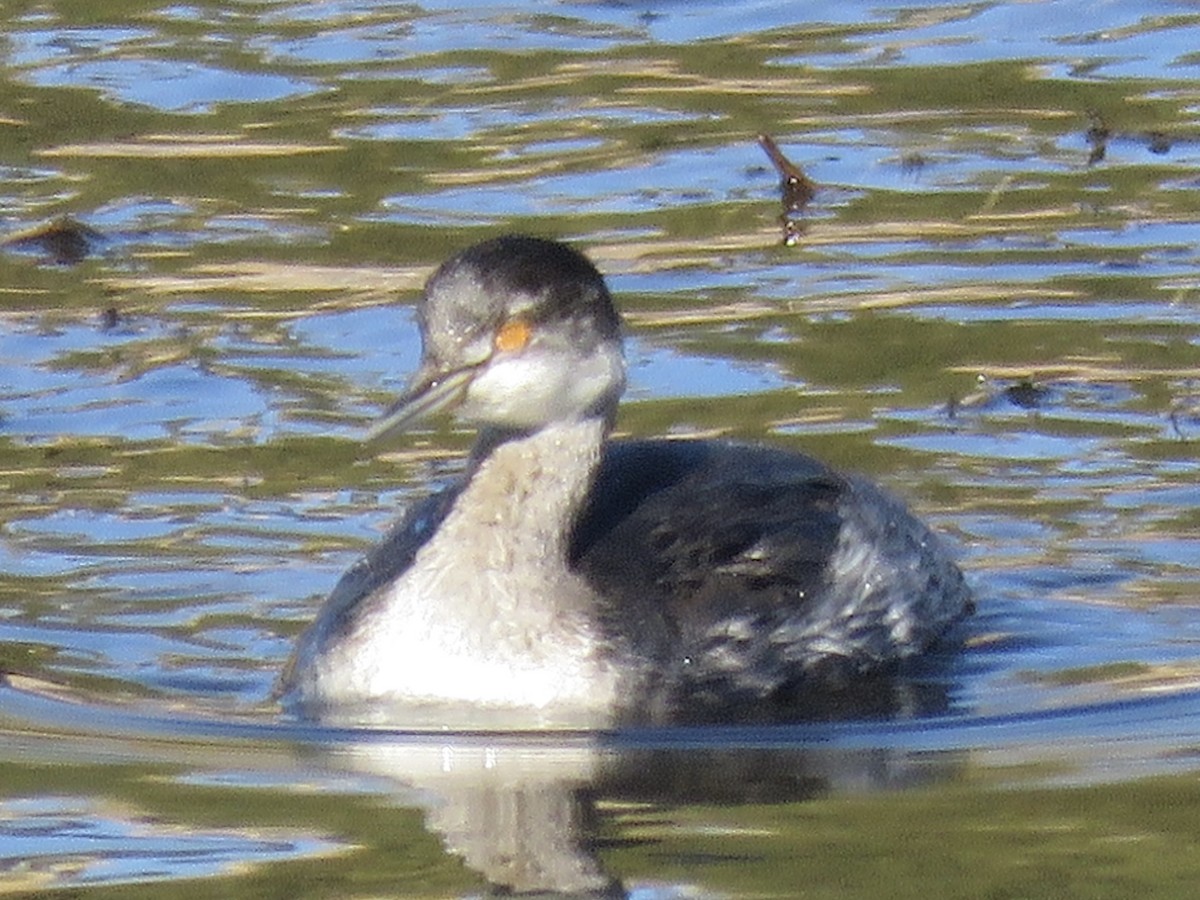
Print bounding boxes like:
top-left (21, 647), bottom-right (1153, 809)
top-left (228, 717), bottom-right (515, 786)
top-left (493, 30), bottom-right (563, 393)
top-left (494, 318), bottom-right (532, 353)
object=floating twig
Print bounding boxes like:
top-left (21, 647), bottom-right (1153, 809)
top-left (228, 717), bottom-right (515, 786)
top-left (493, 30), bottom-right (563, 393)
top-left (757, 134), bottom-right (817, 246)
top-left (2, 215), bottom-right (105, 265)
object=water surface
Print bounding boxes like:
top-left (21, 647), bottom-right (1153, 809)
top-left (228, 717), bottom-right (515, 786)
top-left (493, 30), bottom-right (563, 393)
top-left (1, 0), bottom-right (1199, 896)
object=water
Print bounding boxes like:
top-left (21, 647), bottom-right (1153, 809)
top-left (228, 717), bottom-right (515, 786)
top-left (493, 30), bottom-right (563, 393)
top-left (2, 0), bottom-right (1199, 896)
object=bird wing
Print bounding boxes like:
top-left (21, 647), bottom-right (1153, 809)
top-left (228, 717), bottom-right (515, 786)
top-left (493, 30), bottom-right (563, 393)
top-left (572, 440), bottom-right (848, 645)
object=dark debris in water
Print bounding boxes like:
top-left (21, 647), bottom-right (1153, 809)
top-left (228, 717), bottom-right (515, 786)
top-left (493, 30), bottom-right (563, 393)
top-left (757, 133), bottom-right (816, 247)
top-left (947, 376), bottom-right (1054, 419)
top-left (1001, 380), bottom-right (1051, 410)
top-left (2, 215), bottom-right (106, 265)
top-left (1083, 109), bottom-right (1189, 167)
top-left (1147, 131), bottom-right (1171, 155)
top-left (1169, 389), bottom-right (1200, 441)
top-left (899, 152), bottom-right (930, 176)
top-left (1085, 110), bottom-right (1111, 166)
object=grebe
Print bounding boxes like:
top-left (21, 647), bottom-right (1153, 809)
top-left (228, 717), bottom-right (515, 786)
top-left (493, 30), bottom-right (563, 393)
top-left (279, 236), bottom-right (971, 727)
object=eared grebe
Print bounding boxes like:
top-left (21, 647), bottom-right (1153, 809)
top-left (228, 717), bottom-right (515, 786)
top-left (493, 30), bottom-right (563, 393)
top-left (279, 236), bottom-right (972, 727)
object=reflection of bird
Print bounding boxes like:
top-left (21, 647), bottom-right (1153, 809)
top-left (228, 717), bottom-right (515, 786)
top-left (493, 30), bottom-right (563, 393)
top-left (279, 236), bottom-right (971, 726)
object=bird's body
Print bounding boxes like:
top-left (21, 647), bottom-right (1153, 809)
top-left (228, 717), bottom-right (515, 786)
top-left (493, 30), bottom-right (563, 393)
top-left (279, 236), bottom-right (971, 727)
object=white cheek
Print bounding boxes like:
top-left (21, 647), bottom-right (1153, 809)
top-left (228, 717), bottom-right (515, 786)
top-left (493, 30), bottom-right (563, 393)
top-left (460, 345), bottom-right (623, 427)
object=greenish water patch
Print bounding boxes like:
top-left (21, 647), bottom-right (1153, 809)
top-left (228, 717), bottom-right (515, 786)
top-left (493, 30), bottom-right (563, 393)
top-left (1029, 661), bottom-right (1155, 687)
top-left (606, 772), bottom-right (1200, 900)
top-left (2, 0), bottom-right (1200, 896)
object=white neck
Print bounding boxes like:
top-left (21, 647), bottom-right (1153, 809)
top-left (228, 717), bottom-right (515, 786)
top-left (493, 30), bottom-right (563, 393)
top-left (449, 416), bottom-right (607, 578)
top-left (288, 415), bottom-right (642, 724)
top-left (353, 416), bottom-right (611, 638)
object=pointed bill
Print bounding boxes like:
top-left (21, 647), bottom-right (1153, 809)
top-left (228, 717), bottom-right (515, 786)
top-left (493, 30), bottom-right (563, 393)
top-left (364, 366), bottom-right (476, 445)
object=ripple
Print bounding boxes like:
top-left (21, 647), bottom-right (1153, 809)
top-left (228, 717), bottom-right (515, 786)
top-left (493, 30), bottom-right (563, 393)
top-left (0, 795), bottom-right (342, 891)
